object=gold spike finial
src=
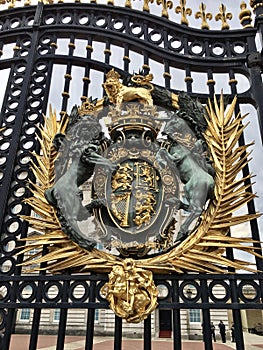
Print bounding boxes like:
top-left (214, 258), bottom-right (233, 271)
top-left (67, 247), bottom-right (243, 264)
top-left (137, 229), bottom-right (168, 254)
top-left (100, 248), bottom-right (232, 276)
top-left (195, 3), bottom-right (212, 30)
top-left (215, 3), bottom-right (233, 30)
top-left (175, 0), bottom-right (192, 26)
top-left (156, 0), bottom-right (173, 19)
top-left (239, 1), bottom-right (253, 28)
top-left (143, 0), bottom-right (154, 12)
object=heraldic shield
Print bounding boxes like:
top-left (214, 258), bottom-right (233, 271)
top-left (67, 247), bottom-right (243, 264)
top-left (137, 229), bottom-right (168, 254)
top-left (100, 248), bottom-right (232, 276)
top-left (20, 69), bottom-right (261, 323)
top-left (92, 107), bottom-right (179, 256)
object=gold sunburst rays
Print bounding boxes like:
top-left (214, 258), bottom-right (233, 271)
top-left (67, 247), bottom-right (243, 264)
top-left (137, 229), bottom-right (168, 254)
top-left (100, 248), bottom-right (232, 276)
top-left (18, 94), bottom-right (262, 275)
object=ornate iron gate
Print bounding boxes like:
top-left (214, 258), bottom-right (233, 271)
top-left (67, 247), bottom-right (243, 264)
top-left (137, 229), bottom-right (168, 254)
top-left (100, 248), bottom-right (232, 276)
top-left (0, 1), bottom-right (263, 349)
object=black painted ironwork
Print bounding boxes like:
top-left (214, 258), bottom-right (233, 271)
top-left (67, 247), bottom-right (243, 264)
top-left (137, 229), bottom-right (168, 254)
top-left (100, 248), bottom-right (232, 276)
top-left (0, 2), bottom-right (263, 350)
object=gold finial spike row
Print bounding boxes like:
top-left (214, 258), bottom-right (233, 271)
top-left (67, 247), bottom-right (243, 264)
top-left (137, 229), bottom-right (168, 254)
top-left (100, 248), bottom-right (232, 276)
top-left (239, 1), bottom-right (253, 28)
top-left (175, 0), bottom-right (192, 26)
top-left (156, 0), bottom-right (173, 19)
top-left (215, 3), bottom-right (233, 30)
top-left (195, 2), bottom-right (212, 30)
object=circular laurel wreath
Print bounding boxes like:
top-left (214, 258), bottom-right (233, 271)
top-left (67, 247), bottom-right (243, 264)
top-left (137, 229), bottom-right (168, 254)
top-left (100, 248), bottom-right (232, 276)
top-left (19, 94), bottom-right (261, 274)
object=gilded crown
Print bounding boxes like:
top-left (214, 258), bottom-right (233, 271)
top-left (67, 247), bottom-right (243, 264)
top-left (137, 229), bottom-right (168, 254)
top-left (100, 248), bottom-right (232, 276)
top-left (104, 103), bottom-right (161, 137)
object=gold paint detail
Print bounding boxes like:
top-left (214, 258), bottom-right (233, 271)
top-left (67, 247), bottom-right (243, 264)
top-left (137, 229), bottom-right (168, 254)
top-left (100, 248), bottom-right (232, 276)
top-left (215, 4), bottom-right (233, 30)
top-left (59, 111), bottom-right (67, 117)
top-left (239, 1), bottom-right (253, 28)
top-left (184, 76), bottom-right (193, 82)
top-left (110, 161), bottom-right (159, 229)
top-left (125, 0), bottom-right (131, 8)
top-left (143, 0), bottom-right (154, 12)
top-left (228, 79), bottom-right (238, 85)
top-left (171, 92), bottom-right (179, 109)
top-left (106, 103), bottom-right (161, 137)
top-left (13, 46), bottom-right (21, 51)
top-left (111, 192), bottom-right (131, 227)
top-left (156, 0), bottom-right (173, 18)
top-left (123, 56), bottom-right (131, 62)
top-left (82, 77), bottom-right (90, 82)
top-left (207, 79), bottom-right (215, 85)
top-left (175, 0), bottom-right (192, 26)
top-left (111, 163), bottom-right (133, 192)
top-left (50, 42), bottom-right (58, 48)
top-left (78, 97), bottom-right (97, 116)
top-left (104, 49), bottom-right (112, 55)
top-left (64, 74), bottom-right (72, 80)
top-left (62, 91), bottom-right (70, 97)
top-left (250, 1), bottom-right (263, 10)
top-left (163, 72), bottom-right (171, 78)
top-left (68, 43), bottom-right (75, 48)
top-left (142, 64), bottom-right (150, 70)
top-left (101, 259), bottom-right (158, 323)
top-left (134, 189), bottom-right (156, 228)
top-left (195, 2), bottom-right (212, 30)
top-left (86, 45), bottom-right (93, 51)
top-left (103, 69), bottom-right (154, 107)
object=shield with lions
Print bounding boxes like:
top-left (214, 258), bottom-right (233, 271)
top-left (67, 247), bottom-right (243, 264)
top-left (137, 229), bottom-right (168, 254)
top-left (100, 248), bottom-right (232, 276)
top-left (93, 121), bottom-right (179, 256)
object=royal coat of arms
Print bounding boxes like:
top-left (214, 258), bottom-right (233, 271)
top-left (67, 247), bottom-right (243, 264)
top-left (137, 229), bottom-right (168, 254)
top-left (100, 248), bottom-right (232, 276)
top-left (19, 69), bottom-right (261, 322)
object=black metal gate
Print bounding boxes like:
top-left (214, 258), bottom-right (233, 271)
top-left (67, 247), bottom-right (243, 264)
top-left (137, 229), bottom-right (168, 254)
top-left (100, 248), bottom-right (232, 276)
top-left (0, 1), bottom-right (263, 349)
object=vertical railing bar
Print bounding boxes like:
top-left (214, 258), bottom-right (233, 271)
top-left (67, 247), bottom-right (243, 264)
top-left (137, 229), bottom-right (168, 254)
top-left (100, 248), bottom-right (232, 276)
top-left (229, 276), bottom-right (245, 350)
top-left (114, 315), bottom-right (122, 350)
top-left (184, 66), bottom-right (192, 93)
top-left (60, 35), bottom-right (75, 115)
top-left (200, 279), bottom-right (213, 350)
top-left (85, 279), bottom-right (96, 350)
top-left (29, 309), bottom-right (42, 350)
top-left (172, 280), bottom-right (181, 350)
top-left (232, 308), bottom-right (245, 350)
top-left (1, 304), bottom-right (16, 349)
top-left (144, 315), bottom-right (151, 350)
top-left (142, 50), bottom-right (150, 75)
top-left (123, 43), bottom-right (130, 73)
top-left (56, 276), bottom-right (70, 350)
top-left (56, 308), bottom-right (68, 350)
top-left (206, 69), bottom-right (215, 98)
top-left (29, 246), bottom-right (48, 350)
